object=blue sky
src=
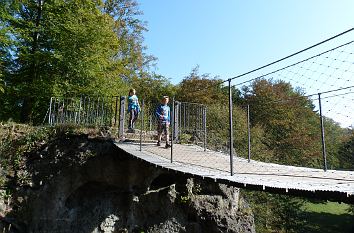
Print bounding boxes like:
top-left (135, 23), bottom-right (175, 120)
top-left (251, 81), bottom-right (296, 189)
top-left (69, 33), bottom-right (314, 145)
top-left (138, 0), bottom-right (354, 85)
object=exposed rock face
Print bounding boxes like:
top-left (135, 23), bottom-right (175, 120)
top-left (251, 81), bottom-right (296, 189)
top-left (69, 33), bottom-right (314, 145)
top-left (5, 135), bottom-right (255, 233)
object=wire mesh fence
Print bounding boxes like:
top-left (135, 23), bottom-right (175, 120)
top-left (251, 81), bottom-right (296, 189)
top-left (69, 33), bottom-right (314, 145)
top-left (174, 101), bottom-right (206, 148)
top-left (134, 31), bottom-right (354, 174)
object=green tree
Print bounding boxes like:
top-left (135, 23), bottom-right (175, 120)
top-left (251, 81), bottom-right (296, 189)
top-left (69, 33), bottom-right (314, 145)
top-left (244, 191), bottom-right (306, 233)
top-left (130, 73), bottom-right (176, 104)
top-left (0, 0), bottom-right (14, 93)
top-left (337, 130), bottom-right (354, 170)
top-left (176, 66), bottom-right (226, 105)
top-left (243, 79), bottom-right (322, 166)
top-left (104, 0), bottom-right (156, 79)
top-left (323, 118), bottom-right (349, 169)
top-left (206, 103), bottom-right (273, 160)
top-left (0, 0), bottom-right (150, 123)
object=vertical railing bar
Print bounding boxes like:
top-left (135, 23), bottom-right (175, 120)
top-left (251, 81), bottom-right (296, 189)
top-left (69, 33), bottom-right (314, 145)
top-left (203, 106), bottom-right (207, 151)
top-left (247, 104), bottom-right (251, 163)
top-left (78, 97), bottom-right (82, 125)
top-left (140, 100), bottom-right (144, 151)
top-left (53, 97), bottom-right (57, 125)
top-left (55, 98), bottom-right (58, 124)
top-left (70, 98), bottom-right (74, 123)
top-left (318, 93), bottom-right (328, 171)
top-left (60, 97), bottom-right (64, 124)
top-left (87, 97), bottom-right (91, 125)
top-left (96, 97), bottom-right (100, 125)
top-left (187, 104), bottom-right (189, 132)
top-left (183, 103), bottom-right (186, 131)
top-left (200, 105), bottom-right (202, 135)
top-left (74, 98), bottom-right (77, 124)
top-left (179, 102), bottom-right (182, 141)
top-left (62, 98), bottom-right (65, 123)
top-left (119, 96), bottom-right (126, 139)
top-left (82, 97), bottom-right (86, 125)
top-left (171, 97), bottom-right (175, 163)
top-left (114, 96), bottom-right (118, 126)
top-left (228, 79), bottom-right (234, 176)
top-left (101, 97), bottom-right (105, 125)
top-left (64, 98), bottom-right (67, 123)
top-left (48, 97), bottom-right (53, 125)
top-left (91, 97), bottom-right (95, 125)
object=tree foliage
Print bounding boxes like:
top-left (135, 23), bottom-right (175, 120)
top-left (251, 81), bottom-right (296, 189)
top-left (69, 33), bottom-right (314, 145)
top-left (244, 191), bottom-right (307, 233)
top-left (130, 73), bottom-right (176, 105)
top-left (176, 66), bottom-right (225, 105)
top-left (242, 79), bottom-right (323, 166)
top-left (0, 0), bottom-right (150, 123)
top-left (337, 130), bottom-right (354, 170)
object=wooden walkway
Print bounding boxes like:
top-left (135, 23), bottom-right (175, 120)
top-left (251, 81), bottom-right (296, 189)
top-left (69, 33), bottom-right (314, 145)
top-left (115, 141), bottom-right (354, 203)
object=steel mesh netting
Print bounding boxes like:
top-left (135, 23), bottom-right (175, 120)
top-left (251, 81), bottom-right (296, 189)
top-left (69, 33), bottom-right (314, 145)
top-left (229, 36), bottom-right (354, 170)
top-left (48, 96), bottom-right (119, 127)
top-left (170, 101), bottom-right (233, 173)
top-left (132, 100), bottom-right (173, 161)
top-left (174, 101), bottom-right (206, 147)
top-left (120, 99), bottom-right (161, 143)
top-left (132, 99), bottom-right (233, 174)
top-left (312, 89), bottom-right (354, 170)
top-left (242, 93), bottom-right (324, 169)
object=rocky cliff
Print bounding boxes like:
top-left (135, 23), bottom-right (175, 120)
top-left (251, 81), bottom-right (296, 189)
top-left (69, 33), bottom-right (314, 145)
top-left (1, 133), bottom-right (255, 233)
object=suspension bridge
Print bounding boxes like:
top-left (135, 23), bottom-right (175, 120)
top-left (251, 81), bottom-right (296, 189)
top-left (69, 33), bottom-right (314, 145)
top-left (46, 29), bottom-right (354, 203)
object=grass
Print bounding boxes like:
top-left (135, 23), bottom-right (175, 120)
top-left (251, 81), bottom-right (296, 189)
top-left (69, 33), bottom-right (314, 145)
top-left (301, 201), bottom-right (354, 233)
top-left (303, 201), bottom-right (351, 215)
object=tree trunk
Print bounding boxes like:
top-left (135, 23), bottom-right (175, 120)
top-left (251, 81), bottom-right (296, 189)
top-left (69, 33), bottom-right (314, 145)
top-left (20, 0), bottom-right (43, 122)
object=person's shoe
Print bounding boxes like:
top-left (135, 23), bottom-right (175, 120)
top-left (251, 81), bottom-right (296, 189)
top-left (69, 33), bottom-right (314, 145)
top-left (165, 144), bottom-right (171, 149)
top-left (157, 141), bottom-right (161, 146)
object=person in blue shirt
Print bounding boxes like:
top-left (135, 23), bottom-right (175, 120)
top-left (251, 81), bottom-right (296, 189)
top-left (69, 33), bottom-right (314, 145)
top-left (128, 88), bottom-right (140, 130)
top-left (155, 96), bottom-right (171, 148)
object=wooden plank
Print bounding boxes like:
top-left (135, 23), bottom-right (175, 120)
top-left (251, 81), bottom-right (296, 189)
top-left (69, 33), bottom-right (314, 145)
top-left (115, 142), bottom-right (354, 201)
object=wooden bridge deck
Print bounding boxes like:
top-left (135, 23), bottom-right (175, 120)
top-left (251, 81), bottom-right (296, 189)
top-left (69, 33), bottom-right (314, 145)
top-left (115, 141), bottom-right (354, 203)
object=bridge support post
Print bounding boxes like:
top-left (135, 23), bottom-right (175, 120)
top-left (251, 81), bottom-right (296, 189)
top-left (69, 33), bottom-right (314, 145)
top-left (203, 106), bottom-right (207, 152)
top-left (78, 97), bottom-right (82, 125)
top-left (48, 97), bottom-right (53, 125)
top-left (118, 96), bottom-right (126, 139)
top-left (114, 96), bottom-right (118, 126)
top-left (171, 97), bottom-right (175, 163)
top-left (318, 93), bottom-right (328, 171)
top-left (228, 79), bottom-right (234, 176)
top-left (140, 100), bottom-right (144, 152)
top-left (174, 101), bottom-right (179, 142)
top-left (247, 104), bottom-right (251, 163)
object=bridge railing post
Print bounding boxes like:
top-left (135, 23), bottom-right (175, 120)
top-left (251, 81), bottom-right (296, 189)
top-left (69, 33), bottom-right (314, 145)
top-left (118, 96), bottom-right (126, 139)
top-left (228, 79), bottom-right (234, 176)
top-left (78, 96), bottom-right (82, 125)
top-left (140, 99), bottom-right (144, 152)
top-left (247, 104), bottom-right (251, 163)
top-left (203, 106), bottom-right (207, 152)
top-left (114, 96), bottom-right (118, 126)
top-left (174, 101), bottom-right (179, 142)
top-left (318, 93), bottom-right (328, 171)
top-left (48, 97), bottom-right (53, 125)
top-left (171, 97), bottom-right (175, 163)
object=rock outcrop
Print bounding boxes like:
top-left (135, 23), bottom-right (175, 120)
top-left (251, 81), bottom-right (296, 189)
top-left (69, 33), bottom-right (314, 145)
top-left (3, 134), bottom-right (255, 233)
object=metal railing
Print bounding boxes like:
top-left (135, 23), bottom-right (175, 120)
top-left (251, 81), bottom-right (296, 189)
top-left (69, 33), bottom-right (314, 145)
top-left (47, 96), bottom-right (120, 127)
top-left (46, 90), bottom-right (354, 176)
